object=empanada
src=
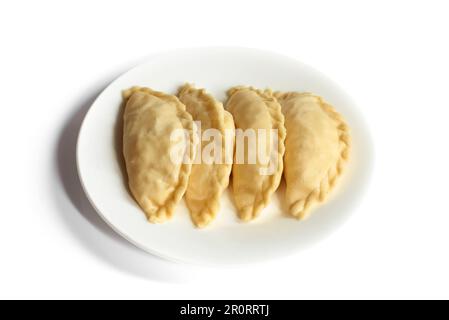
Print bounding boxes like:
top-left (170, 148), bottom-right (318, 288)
top-left (226, 86), bottom-right (286, 221)
top-left (122, 87), bottom-right (197, 223)
top-left (274, 92), bottom-right (350, 219)
top-left (178, 84), bottom-right (235, 228)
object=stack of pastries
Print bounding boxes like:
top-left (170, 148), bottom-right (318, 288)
top-left (122, 84), bottom-right (350, 228)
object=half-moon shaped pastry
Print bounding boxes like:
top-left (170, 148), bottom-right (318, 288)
top-left (122, 87), bottom-right (197, 223)
top-left (226, 86), bottom-right (286, 221)
top-left (274, 92), bottom-right (350, 219)
top-left (178, 84), bottom-right (235, 228)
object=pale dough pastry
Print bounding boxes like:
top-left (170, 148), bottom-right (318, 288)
top-left (178, 84), bottom-right (235, 228)
top-left (226, 86), bottom-right (286, 221)
top-left (274, 92), bottom-right (350, 219)
top-left (122, 87), bottom-right (197, 223)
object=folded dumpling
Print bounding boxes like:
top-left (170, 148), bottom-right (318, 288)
top-left (122, 87), bottom-right (197, 223)
top-left (178, 84), bottom-right (235, 228)
top-left (274, 92), bottom-right (350, 219)
top-left (226, 86), bottom-right (286, 221)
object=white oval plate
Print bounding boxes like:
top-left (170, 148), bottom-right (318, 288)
top-left (77, 47), bottom-right (373, 265)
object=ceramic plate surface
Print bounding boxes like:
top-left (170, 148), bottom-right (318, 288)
top-left (77, 47), bottom-right (373, 265)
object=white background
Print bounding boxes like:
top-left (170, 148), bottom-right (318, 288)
top-left (1, 0), bottom-right (448, 299)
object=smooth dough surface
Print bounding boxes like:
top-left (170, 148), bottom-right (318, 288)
top-left (122, 87), bottom-right (197, 223)
top-left (178, 84), bottom-right (235, 228)
top-left (226, 86), bottom-right (286, 221)
top-left (274, 92), bottom-right (350, 219)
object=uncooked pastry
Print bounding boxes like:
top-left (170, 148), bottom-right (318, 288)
top-left (178, 84), bottom-right (235, 228)
top-left (122, 87), bottom-right (197, 223)
top-left (226, 86), bottom-right (286, 221)
top-left (274, 92), bottom-right (350, 219)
